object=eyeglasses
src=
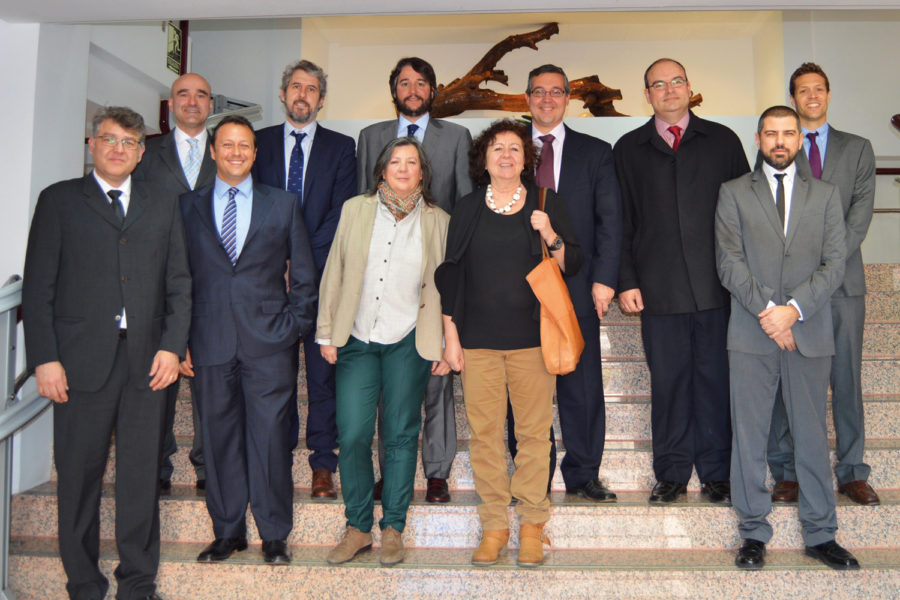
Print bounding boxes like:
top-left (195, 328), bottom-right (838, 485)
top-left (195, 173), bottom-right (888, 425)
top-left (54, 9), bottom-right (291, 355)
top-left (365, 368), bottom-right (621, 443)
top-left (96, 135), bottom-right (142, 150)
top-left (529, 88), bottom-right (567, 98)
top-left (647, 77), bottom-right (687, 91)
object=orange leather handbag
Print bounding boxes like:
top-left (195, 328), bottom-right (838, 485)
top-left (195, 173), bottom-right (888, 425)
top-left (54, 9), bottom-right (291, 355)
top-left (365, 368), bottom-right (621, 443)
top-left (525, 188), bottom-right (585, 375)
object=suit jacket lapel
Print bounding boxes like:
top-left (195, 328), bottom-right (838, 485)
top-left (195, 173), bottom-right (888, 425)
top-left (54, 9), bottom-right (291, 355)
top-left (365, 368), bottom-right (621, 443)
top-left (750, 170), bottom-right (785, 240)
top-left (559, 125), bottom-right (582, 182)
top-left (821, 128), bottom-right (843, 182)
top-left (160, 132), bottom-right (192, 190)
top-left (420, 203), bottom-right (435, 279)
top-left (122, 182), bottom-right (148, 230)
top-left (784, 174), bottom-right (809, 250)
top-left (304, 132), bottom-right (325, 202)
top-left (243, 183), bottom-right (274, 251)
top-left (81, 174), bottom-right (122, 230)
top-left (423, 119), bottom-right (442, 157)
top-left (195, 137), bottom-right (217, 189)
top-left (191, 186), bottom-right (220, 239)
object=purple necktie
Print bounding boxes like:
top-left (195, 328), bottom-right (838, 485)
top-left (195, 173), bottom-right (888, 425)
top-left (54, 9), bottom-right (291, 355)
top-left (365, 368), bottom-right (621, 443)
top-left (807, 132), bottom-right (822, 179)
top-left (535, 134), bottom-right (556, 189)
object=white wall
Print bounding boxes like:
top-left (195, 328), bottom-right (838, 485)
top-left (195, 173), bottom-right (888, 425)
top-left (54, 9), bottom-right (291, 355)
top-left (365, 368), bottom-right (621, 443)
top-left (190, 18), bottom-right (304, 128)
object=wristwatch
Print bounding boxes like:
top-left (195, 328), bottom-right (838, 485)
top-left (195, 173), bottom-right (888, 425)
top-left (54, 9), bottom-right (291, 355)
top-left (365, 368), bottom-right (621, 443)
top-left (547, 236), bottom-right (563, 251)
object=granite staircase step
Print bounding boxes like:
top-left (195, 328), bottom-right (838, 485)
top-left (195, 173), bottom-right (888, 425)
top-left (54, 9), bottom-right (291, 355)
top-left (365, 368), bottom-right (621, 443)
top-left (13, 484), bottom-right (900, 551)
top-left (10, 539), bottom-right (900, 600)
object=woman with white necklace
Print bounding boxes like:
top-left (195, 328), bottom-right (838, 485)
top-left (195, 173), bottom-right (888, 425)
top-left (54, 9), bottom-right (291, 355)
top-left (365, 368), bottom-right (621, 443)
top-left (435, 119), bottom-right (582, 567)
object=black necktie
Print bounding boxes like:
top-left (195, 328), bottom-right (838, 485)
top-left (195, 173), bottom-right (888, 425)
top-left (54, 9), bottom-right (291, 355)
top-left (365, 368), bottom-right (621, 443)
top-left (107, 190), bottom-right (125, 225)
top-left (774, 173), bottom-right (786, 228)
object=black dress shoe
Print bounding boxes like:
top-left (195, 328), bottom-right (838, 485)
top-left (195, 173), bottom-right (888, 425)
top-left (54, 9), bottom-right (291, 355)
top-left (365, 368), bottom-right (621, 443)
top-left (735, 539), bottom-right (766, 570)
top-left (196, 537), bottom-right (248, 562)
top-left (262, 539), bottom-right (291, 565)
top-left (648, 481), bottom-right (687, 504)
top-left (805, 540), bottom-right (860, 570)
top-left (195, 478), bottom-right (206, 491)
top-left (570, 479), bottom-right (617, 502)
top-left (373, 478), bottom-right (384, 501)
top-left (158, 479), bottom-right (172, 494)
top-left (701, 481), bottom-right (731, 503)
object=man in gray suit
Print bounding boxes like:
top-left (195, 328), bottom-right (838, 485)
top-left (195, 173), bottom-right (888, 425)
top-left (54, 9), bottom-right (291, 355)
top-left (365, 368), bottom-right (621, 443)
top-left (768, 62), bottom-right (878, 506)
top-left (357, 56), bottom-right (473, 502)
top-left (23, 106), bottom-right (191, 599)
top-left (134, 72), bottom-right (216, 492)
top-left (716, 105), bottom-right (856, 571)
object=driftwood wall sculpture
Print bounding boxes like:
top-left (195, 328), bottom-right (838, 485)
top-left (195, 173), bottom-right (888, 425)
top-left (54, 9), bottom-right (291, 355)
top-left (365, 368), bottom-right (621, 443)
top-left (430, 22), bottom-right (702, 119)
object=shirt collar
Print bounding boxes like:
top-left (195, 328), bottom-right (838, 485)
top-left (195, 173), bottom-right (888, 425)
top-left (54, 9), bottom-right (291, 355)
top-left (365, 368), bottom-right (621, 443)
top-left (800, 122), bottom-right (829, 137)
top-left (92, 170), bottom-right (132, 197)
top-left (532, 121), bottom-right (565, 143)
top-left (174, 126), bottom-right (208, 146)
top-left (214, 174), bottom-right (253, 199)
top-left (654, 112), bottom-right (690, 140)
top-left (398, 112), bottom-right (430, 134)
top-left (762, 160), bottom-right (797, 183)
top-left (283, 119), bottom-right (317, 142)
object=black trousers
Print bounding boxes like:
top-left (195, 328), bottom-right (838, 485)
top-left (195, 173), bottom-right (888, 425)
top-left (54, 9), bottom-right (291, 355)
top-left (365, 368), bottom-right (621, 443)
top-left (641, 307), bottom-right (731, 484)
top-left (54, 337), bottom-right (165, 600)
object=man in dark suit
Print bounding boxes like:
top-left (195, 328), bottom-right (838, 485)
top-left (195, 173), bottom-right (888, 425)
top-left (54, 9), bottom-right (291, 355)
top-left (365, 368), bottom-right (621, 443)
top-left (134, 72), bottom-right (216, 493)
top-left (614, 58), bottom-right (749, 504)
top-left (717, 105), bottom-right (857, 571)
top-left (180, 115), bottom-right (317, 565)
top-left (23, 106), bottom-right (191, 600)
top-left (356, 57), bottom-right (473, 502)
top-left (515, 64), bottom-right (622, 501)
top-left (252, 60), bottom-right (356, 499)
top-left (768, 62), bottom-right (879, 506)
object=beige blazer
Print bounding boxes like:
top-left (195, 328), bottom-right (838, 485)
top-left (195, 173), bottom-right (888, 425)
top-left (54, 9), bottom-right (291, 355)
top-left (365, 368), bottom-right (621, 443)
top-left (316, 194), bottom-right (449, 361)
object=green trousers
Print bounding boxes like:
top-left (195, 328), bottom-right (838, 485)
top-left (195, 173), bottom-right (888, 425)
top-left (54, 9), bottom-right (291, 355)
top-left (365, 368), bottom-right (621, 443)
top-left (336, 330), bottom-right (431, 532)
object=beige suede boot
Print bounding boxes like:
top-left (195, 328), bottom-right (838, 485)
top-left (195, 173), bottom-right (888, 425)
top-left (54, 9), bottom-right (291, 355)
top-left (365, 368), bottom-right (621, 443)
top-left (380, 526), bottom-right (406, 567)
top-left (517, 522), bottom-right (550, 567)
top-left (326, 526), bottom-right (372, 564)
top-left (471, 529), bottom-right (510, 566)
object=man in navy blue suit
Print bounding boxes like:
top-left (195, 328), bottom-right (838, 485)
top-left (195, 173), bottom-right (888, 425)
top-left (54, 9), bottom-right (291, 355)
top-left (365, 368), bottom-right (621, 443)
top-left (509, 64), bottom-right (622, 501)
top-left (253, 59), bottom-right (356, 499)
top-left (180, 115), bottom-right (317, 565)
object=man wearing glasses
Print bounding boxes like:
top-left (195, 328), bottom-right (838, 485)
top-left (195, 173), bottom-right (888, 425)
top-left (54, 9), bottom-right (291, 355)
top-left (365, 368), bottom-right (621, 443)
top-left (614, 58), bottom-right (749, 505)
top-left (513, 64), bottom-right (622, 502)
top-left (23, 106), bottom-right (191, 600)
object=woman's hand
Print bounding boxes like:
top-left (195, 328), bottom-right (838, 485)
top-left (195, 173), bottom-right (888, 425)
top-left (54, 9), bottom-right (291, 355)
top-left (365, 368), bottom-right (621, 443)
top-left (443, 341), bottom-right (464, 373)
top-left (320, 345), bottom-right (338, 365)
top-left (432, 360), bottom-right (451, 376)
top-left (530, 209), bottom-right (557, 245)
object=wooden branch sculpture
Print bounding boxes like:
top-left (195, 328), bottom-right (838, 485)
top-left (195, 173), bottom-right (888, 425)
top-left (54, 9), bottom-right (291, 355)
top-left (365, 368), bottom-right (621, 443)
top-left (892, 114), bottom-right (900, 132)
top-left (430, 22), bottom-right (702, 118)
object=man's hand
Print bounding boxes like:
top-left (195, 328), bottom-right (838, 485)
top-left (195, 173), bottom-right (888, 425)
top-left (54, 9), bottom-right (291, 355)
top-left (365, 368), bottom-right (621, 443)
top-left (179, 348), bottom-right (195, 377)
top-left (773, 328), bottom-right (797, 351)
top-left (592, 283), bottom-right (615, 319)
top-left (618, 288), bottom-right (644, 314)
top-left (758, 305), bottom-right (800, 339)
top-left (36, 361), bottom-right (69, 403)
top-left (149, 350), bottom-right (180, 391)
top-left (432, 360), bottom-right (451, 376)
top-left (320, 345), bottom-right (338, 365)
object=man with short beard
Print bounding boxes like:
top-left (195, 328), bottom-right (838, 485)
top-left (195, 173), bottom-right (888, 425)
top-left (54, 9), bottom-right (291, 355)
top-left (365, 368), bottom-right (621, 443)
top-left (357, 56), bottom-right (473, 503)
top-left (253, 60), bottom-right (357, 500)
top-left (716, 105), bottom-right (856, 571)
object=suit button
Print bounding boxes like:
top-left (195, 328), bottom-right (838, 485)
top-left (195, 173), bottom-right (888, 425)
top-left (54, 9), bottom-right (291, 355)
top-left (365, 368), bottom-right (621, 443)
top-left (421, 283), bottom-right (426, 288)
top-left (121, 276), bottom-right (127, 282)
top-left (119, 237), bottom-right (126, 245)
top-left (420, 304), bottom-right (425, 308)
top-left (114, 315), bottom-right (121, 321)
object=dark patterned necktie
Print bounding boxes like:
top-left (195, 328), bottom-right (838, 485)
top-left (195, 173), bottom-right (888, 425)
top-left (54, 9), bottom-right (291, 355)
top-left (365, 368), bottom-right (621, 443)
top-left (806, 132), bottom-right (822, 179)
top-left (107, 190), bottom-right (125, 225)
top-left (535, 134), bottom-right (556, 189)
top-left (774, 173), bottom-right (786, 228)
top-left (222, 187), bottom-right (238, 265)
top-left (287, 131), bottom-right (306, 204)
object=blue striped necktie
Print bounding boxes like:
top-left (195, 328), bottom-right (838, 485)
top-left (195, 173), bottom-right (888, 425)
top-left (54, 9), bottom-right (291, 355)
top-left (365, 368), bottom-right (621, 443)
top-left (184, 137), bottom-right (201, 189)
top-left (222, 187), bottom-right (238, 265)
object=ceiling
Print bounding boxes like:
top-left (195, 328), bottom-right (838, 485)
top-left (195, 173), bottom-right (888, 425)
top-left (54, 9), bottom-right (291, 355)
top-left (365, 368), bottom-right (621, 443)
top-left (1, 0), bottom-right (898, 24)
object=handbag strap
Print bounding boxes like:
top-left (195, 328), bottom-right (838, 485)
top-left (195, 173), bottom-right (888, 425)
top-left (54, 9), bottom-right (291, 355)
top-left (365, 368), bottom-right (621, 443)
top-left (538, 187), bottom-right (549, 259)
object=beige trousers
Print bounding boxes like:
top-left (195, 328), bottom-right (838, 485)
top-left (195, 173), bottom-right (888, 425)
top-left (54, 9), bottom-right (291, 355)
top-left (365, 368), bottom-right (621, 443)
top-left (461, 347), bottom-right (555, 530)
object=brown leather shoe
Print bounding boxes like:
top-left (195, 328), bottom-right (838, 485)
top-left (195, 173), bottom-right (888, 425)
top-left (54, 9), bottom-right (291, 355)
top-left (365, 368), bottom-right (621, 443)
top-left (425, 478), bottom-right (451, 503)
top-left (771, 480), bottom-right (798, 503)
top-left (311, 468), bottom-right (337, 499)
top-left (838, 480), bottom-right (880, 506)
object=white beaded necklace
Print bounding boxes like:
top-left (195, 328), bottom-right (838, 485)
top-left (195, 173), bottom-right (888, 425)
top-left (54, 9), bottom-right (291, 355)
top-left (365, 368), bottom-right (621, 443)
top-left (486, 184), bottom-right (522, 214)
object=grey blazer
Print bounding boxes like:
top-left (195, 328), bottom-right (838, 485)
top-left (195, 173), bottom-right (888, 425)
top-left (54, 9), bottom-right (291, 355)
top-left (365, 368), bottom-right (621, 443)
top-left (795, 127), bottom-right (876, 297)
top-left (356, 118), bottom-right (473, 213)
top-left (715, 167), bottom-right (847, 358)
top-left (134, 130), bottom-right (217, 197)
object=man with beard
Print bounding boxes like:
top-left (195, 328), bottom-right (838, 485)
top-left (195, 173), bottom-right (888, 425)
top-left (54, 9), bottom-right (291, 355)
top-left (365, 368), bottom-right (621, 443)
top-left (356, 56), bottom-right (473, 503)
top-left (253, 60), bottom-right (357, 499)
top-left (716, 105), bottom-right (856, 571)
top-left (767, 62), bottom-right (878, 507)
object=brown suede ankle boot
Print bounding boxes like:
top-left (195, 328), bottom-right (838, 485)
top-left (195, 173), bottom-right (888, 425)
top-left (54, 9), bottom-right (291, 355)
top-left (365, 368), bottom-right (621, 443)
top-left (471, 529), bottom-right (510, 566)
top-left (517, 522), bottom-right (550, 567)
